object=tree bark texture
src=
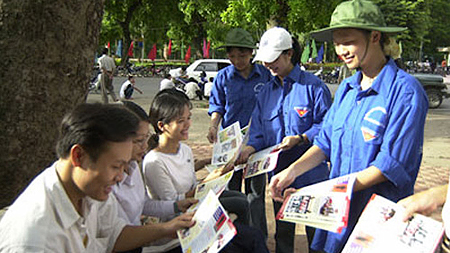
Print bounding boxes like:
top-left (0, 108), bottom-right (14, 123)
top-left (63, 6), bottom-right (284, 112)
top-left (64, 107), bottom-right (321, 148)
top-left (0, 0), bottom-right (104, 208)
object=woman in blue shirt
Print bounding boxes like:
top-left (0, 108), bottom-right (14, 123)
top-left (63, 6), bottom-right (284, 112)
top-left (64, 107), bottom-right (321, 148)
top-left (237, 27), bottom-right (332, 253)
top-left (269, 1), bottom-right (429, 252)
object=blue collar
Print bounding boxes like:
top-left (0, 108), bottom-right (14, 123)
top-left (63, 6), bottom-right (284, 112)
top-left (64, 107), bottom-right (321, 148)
top-left (344, 58), bottom-right (398, 94)
top-left (273, 64), bottom-right (302, 87)
top-left (227, 63), bottom-right (261, 80)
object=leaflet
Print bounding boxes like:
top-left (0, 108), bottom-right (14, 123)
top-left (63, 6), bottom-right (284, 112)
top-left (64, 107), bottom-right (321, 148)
top-left (342, 194), bottom-right (444, 253)
top-left (243, 145), bottom-right (281, 178)
top-left (277, 174), bottom-right (356, 233)
top-left (212, 122), bottom-right (242, 165)
top-left (188, 170), bottom-right (234, 211)
top-left (177, 190), bottom-right (237, 253)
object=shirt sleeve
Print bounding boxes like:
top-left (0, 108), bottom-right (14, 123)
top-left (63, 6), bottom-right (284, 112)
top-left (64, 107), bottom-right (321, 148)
top-left (314, 84), bottom-right (346, 158)
top-left (208, 71), bottom-right (226, 116)
top-left (142, 194), bottom-right (175, 218)
top-left (303, 81), bottom-right (332, 142)
top-left (142, 157), bottom-right (186, 201)
top-left (370, 88), bottom-right (428, 188)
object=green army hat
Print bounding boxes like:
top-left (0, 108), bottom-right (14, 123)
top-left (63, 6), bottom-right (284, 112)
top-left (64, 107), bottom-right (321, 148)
top-left (310, 0), bottom-right (407, 41)
top-left (218, 28), bottom-right (257, 49)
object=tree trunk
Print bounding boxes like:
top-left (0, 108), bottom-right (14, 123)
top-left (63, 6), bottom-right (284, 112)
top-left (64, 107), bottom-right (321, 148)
top-left (0, 0), bottom-right (104, 208)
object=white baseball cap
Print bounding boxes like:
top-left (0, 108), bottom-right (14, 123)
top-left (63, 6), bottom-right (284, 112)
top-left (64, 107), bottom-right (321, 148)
top-left (253, 27), bottom-right (293, 63)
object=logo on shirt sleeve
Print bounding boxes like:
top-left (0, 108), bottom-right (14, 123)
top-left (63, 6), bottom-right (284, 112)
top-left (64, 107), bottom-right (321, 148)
top-left (361, 106), bottom-right (387, 142)
top-left (361, 127), bottom-right (377, 142)
top-left (294, 107), bottom-right (309, 117)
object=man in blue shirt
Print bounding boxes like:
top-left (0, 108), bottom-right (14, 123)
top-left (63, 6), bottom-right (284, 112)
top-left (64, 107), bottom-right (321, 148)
top-left (269, 1), bottom-right (429, 252)
top-left (238, 27), bottom-right (331, 253)
top-left (207, 28), bottom-right (272, 238)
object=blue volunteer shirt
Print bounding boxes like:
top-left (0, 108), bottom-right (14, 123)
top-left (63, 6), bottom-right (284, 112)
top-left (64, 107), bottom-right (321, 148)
top-left (247, 64), bottom-right (332, 187)
top-left (311, 58), bottom-right (429, 253)
top-left (208, 64), bottom-right (271, 129)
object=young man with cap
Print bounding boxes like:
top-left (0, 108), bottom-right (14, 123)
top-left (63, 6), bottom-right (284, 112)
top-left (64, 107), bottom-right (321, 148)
top-left (236, 27), bottom-right (332, 253)
top-left (269, 1), bottom-right (428, 252)
top-left (207, 28), bottom-right (272, 238)
top-left (0, 103), bottom-right (194, 252)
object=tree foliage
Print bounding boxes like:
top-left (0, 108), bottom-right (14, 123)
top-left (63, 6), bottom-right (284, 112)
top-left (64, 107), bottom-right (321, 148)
top-left (99, 0), bottom-right (449, 63)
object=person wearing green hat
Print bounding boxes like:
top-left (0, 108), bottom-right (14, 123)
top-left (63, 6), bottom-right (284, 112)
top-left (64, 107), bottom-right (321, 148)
top-left (269, 0), bottom-right (428, 252)
top-left (207, 28), bottom-right (272, 238)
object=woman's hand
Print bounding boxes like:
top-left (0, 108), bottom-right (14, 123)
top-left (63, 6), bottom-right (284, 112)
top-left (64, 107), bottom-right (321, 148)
top-left (397, 184), bottom-right (448, 222)
top-left (278, 135), bottom-right (302, 151)
top-left (269, 167), bottom-right (298, 202)
top-left (206, 126), bottom-right (218, 143)
top-left (176, 198), bottom-right (199, 213)
top-left (235, 146), bottom-right (255, 165)
top-left (185, 189), bottom-right (195, 199)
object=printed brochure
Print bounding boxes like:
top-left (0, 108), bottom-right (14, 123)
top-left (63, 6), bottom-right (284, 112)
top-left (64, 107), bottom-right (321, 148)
top-left (188, 170), bottom-right (234, 211)
top-left (243, 145), bottom-right (281, 178)
top-left (212, 122), bottom-right (242, 165)
top-left (342, 194), bottom-right (444, 253)
top-left (277, 174), bottom-right (357, 233)
top-left (177, 190), bottom-right (236, 253)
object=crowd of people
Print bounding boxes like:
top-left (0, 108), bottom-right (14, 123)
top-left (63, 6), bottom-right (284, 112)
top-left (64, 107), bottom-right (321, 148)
top-left (0, 0), bottom-right (448, 253)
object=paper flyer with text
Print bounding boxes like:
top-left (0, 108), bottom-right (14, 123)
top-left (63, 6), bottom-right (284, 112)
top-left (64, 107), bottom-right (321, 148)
top-left (243, 145), bottom-right (280, 178)
top-left (212, 122), bottom-right (242, 165)
top-left (342, 194), bottom-right (444, 253)
top-left (277, 174), bottom-right (356, 233)
top-left (188, 170), bottom-right (234, 212)
top-left (177, 190), bottom-right (236, 253)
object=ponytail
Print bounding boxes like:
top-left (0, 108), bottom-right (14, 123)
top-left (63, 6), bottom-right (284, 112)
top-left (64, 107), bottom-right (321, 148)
top-left (148, 133), bottom-right (159, 150)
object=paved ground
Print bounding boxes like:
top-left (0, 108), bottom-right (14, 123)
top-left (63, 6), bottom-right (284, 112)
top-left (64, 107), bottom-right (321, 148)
top-left (86, 76), bottom-right (450, 252)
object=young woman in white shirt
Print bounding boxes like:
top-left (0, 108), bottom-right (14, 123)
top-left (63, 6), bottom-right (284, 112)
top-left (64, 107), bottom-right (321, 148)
top-left (113, 101), bottom-right (197, 253)
top-left (143, 89), bottom-right (269, 252)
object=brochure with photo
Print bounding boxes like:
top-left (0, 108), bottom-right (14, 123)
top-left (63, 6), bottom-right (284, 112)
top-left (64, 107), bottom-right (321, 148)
top-left (243, 145), bottom-right (280, 178)
top-left (188, 170), bottom-right (234, 212)
top-left (177, 190), bottom-right (236, 253)
top-left (342, 194), bottom-right (444, 253)
top-left (277, 174), bottom-right (357, 233)
top-left (212, 122), bottom-right (242, 165)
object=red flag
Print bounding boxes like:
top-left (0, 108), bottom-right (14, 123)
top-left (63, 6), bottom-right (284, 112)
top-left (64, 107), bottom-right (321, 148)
top-left (206, 41), bottom-right (211, 59)
top-left (167, 39), bottom-right (172, 57)
top-left (184, 46), bottom-right (191, 64)
top-left (127, 41), bottom-right (134, 57)
top-left (107, 41), bottom-right (110, 48)
top-left (203, 38), bottom-right (207, 58)
top-left (148, 44), bottom-right (157, 60)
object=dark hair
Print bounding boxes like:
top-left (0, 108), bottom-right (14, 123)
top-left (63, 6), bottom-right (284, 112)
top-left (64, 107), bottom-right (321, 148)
top-left (226, 47), bottom-right (253, 54)
top-left (128, 75), bottom-right (134, 80)
top-left (102, 48), bottom-right (108, 55)
top-left (56, 103), bottom-right (139, 161)
top-left (164, 73), bottom-right (172, 79)
top-left (188, 77), bottom-right (198, 83)
top-left (122, 101), bottom-right (149, 122)
top-left (209, 77), bottom-right (214, 82)
top-left (282, 36), bottom-right (301, 65)
top-left (149, 89), bottom-right (192, 140)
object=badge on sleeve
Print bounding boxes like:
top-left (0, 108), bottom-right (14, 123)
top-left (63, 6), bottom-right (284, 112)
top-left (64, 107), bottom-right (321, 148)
top-left (361, 106), bottom-right (387, 142)
top-left (361, 127), bottom-right (377, 142)
top-left (294, 107), bottom-right (309, 117)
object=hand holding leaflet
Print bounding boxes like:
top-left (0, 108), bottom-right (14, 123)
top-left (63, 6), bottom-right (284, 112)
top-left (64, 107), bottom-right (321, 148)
top-left (342, 194), bottom-right (444, 253)
top-left (277, 173), bottom-right (357, 233)
top-left (177, 190), bottom-right (236, 253)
